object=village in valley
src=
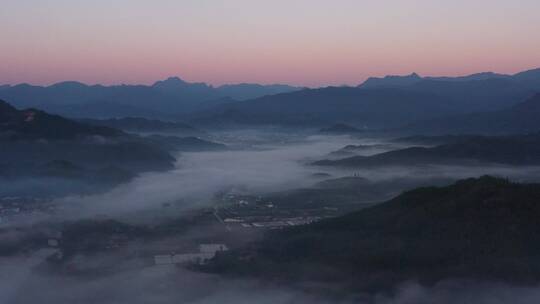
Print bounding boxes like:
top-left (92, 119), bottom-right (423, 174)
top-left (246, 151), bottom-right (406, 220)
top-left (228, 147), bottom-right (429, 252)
top-left (0, 187), bottom-right (345, 273)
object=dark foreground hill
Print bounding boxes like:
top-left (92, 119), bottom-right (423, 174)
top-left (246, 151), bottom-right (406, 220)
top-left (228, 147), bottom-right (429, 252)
top-left (209, 176), bottom-right (540, 289)
top-left (314, 133), bottom-right (540, 167)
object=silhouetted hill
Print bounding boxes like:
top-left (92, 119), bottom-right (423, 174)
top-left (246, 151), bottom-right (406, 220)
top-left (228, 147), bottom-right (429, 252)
top-left (2, 68), bottom-right (538, 125)
top-left (314, 133), bottom-right (540, 167)
top-left (359, 72), bottom-right (514, 88)
top-left (360, 73), bottom-right (422, 88)
top-left (327, 143), bottom-right (395, 158)
top-left (404, 93), bottom-right (540, 135)
top-left (216, 83), bottom-right (300, 100)
top-left (0, 100), bottom-right (178, 196)
top-left (358, 68), bottom-right (539, 113)
top-left (211, 176), bottom-right (540, 288)
top-left (152, 77), bottom-right (300, 101)
top-left (428, 71), bottom-right (511, 82)
top-left (513, 68), bottom-right (540, 90)
top-left (0, 78), bottom-right (300, 119)
top-left (360, 68), bottom-right (539, 88)
top-left (191, 87), bottom-right (456, 128)
top-left (393, 135), bottom-right (481, 145)
top-left (151, 76), bottom-right (218, 104)
top-left (191, 67), bottom-right (540, 128)
top-left (406, 78), bottom-right (534, 112)
top-left (0, 99), bottom-right (122, 140)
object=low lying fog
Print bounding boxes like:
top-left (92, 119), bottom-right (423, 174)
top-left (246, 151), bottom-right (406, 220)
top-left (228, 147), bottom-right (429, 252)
top-left (5, 130), bottom-right (540, 303)
top-left (3, 249), bottom-right (540, 304)
top-left (50, 131), bottom-right (540, 222)
top-left (54, 134), bottom-right (372, 220)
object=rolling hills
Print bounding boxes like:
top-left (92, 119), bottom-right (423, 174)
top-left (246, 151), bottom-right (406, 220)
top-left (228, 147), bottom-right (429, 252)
top-left (314, 133), bottom-right (540, 167)
top-left (403, 93), bottom-right (540, 135)
top-left (210, 176), bottom-right (540, 288)
top-left (190, 87), bottom-right (457, 128)
top-left (0, 100), bottom-right (176, 196)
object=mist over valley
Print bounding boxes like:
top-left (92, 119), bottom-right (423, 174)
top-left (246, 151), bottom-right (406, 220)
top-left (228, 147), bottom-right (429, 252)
top-left (3, 2), bottom-right (540, 301)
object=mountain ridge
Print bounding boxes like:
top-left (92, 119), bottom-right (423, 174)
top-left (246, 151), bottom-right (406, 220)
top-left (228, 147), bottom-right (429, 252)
top-left (0, 77), bottom-right (300, 119)
top-left (358, 68), bottom-right (540, 88)
top-left (209, 176), bottom-right (540, 289)
top-left (403, 93), bottom-right (540, 135)
top-left (0, 99), bottom-right (123, 140)
top-left (314, 132), bottom-right (540, 167)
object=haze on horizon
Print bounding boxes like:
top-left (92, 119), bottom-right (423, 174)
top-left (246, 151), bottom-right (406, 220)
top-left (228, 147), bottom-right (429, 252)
top-left (1, 0), bottom-right (540, 87)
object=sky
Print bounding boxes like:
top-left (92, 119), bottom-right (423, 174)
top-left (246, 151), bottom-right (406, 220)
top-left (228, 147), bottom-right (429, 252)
top-left (1, 0), bottom-right (540, 87)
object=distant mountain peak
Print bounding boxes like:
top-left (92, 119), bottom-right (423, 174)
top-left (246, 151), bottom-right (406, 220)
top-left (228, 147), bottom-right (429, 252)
top-left (469, 72), bottom-right (499, 77)
top-left (49, 81), bottom-right (88, 89)
top-left (165, 76), bottom-right (185, 83)
top-left (378, 72), bottom-right (422, 80)
top-left (359, 72), bottom-right (423, 88)
top-left (153, 76), bottom-right (187, 87)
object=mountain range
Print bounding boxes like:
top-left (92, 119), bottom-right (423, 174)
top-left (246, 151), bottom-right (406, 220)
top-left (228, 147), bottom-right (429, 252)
top-left (190, 68), bottom-right (540, 128)
top-left (359, 68), bottom-right (540, 90)
top-left (0, 77), bottom-right (300, 119)
top-left (1, 67), bottom-right (539, 128)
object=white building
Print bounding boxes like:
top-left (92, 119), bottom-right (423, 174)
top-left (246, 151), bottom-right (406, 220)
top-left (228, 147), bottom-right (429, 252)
top-left (154, 244), bottom-right (228, 266)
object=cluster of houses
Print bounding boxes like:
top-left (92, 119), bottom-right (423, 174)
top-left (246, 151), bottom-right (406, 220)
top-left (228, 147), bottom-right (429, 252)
top-left (217, 192), bottom-right (333, 230)
top-left (235, 216), bottom-right (321, 229)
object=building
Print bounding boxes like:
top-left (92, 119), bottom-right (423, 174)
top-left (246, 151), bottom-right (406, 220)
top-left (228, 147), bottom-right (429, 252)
top-left (154, 244), bottom-right (229, 266)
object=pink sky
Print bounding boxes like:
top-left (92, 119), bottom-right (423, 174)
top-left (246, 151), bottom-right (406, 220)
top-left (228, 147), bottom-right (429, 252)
top-left (1, 0), bottom-right (539, 87)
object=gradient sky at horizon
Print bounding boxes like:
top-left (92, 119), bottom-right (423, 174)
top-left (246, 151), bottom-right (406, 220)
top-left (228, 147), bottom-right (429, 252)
top-left (1, 0), bottom-right (540, 87)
